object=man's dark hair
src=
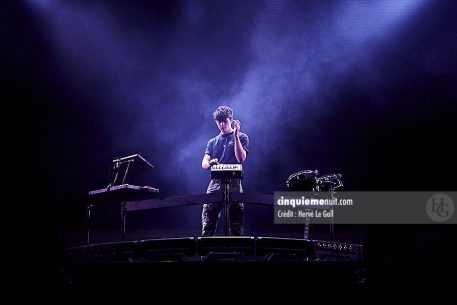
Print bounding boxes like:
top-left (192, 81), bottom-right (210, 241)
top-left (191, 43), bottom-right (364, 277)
top-left (213, 106), bottom-right (233, 121)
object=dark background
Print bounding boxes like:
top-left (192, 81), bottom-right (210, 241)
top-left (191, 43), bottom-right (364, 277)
top-left (3, 0), bottom-right (456, 284)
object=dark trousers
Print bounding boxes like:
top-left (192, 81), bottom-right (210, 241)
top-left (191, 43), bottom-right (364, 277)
top-left (201, 179), bottom-right (244, 236)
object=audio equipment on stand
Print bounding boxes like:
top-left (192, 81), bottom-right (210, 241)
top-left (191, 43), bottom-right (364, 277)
top-left (87, 154), bottom-right (158, 244)
top-left (210, 164), bottom-right (243, 236)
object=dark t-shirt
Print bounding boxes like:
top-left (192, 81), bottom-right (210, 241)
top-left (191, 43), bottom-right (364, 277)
top-left (205, 132), bottom-right (249, 164)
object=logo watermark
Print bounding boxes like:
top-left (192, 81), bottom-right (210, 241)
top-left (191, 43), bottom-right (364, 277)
top-left (426, 193), bottom-right (455, 222)
top-left (274, 191), bottom-right (457, 224)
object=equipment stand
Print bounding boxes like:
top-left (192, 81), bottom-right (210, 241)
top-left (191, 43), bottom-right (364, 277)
top-left (328, 188), bottom-right (335, 241)
top-left (109, 159), bottom-right (134, 187)
top-left (222, 178), bottom-right (232, 236)
top-left (121, 201), bottom-right (127, 241)
top-left (86, 204), bottom-right (93, 245)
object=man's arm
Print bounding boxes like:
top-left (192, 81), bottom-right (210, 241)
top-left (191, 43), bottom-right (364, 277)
top-left (202, 154), bottom-right (219, 170)
top-left (233, 120), bottom-right (247, 163)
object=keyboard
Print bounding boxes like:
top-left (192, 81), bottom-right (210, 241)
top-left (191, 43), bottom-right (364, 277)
top-left (210, 164), bottom-right (243, 179)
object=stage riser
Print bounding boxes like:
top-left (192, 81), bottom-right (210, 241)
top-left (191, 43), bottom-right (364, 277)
top-left (64, 237), bottom-right (363, 263)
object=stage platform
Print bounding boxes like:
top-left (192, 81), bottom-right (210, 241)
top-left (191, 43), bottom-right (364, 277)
top-left (59, 236), bottom-right (366, 288)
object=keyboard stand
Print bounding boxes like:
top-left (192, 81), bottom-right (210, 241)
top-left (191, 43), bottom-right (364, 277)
top-left (86, 184), bottom-right (159, 244)
top-left (210, 164), bottom-right (243, 236)
top-left (221, 178), bottom-right (232, 236)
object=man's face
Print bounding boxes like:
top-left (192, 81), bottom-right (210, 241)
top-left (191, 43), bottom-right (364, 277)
top-left (215, 117), bottom-right (232, 133)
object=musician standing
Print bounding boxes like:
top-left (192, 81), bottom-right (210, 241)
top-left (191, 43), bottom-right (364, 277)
top-left (201, 106), bottom-right (249, 236)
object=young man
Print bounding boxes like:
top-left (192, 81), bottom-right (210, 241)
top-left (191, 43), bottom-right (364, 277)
top-left (201, 106), bottom-right (249, 236)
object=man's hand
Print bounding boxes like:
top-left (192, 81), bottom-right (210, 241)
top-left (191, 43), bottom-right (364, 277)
top-left (209, 158), bottom-right (219, 166)
top-left (233, 120), bottom-right (241, 136)
top-left (202, 155), bottom-right (218, 170)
